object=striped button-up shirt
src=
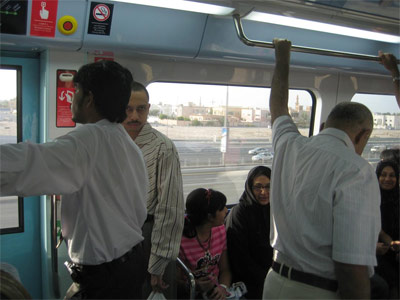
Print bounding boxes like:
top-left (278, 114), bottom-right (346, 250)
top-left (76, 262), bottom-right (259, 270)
top-left (135, 123), bottom-right (185, 275)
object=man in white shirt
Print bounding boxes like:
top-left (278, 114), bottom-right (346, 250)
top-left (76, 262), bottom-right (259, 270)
top-left (122, 82), bottom-right (184, 298)
top-left (0, 60), bottom-right (149, 299)
top-left (263, 39), bottom-right (381, 299)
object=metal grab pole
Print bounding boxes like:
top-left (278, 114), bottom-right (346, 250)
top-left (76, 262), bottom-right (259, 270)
top-left (176, 257), bottom-right (196, 299)
top-left (50, 195), bottom-right (61, 298)
top-left (233, 14), bottom-right (400, 63)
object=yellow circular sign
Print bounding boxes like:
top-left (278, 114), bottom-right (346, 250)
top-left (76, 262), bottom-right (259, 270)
top-left (58, 16), bottom-right (78, 35)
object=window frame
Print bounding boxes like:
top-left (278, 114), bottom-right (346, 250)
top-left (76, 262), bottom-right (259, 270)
top-left (0, 64), bottom-right (24, 235)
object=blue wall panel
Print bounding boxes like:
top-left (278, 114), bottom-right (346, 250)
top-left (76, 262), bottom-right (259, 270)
top-left (82, 3), bottom-right (208, 58)
top-left (0, 54), bottom-right (41, 299)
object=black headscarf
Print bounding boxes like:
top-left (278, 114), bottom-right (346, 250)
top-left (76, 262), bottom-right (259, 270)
top-left (376, 160), bottom-right (399, 198)
top-left (239, 166), bottom-right (271, 206)
top-left (376, 159), bottom-right (399, 240)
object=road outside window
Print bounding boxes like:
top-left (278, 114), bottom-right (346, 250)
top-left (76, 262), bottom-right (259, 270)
top-left (147, 82), bottom-right (314, 204)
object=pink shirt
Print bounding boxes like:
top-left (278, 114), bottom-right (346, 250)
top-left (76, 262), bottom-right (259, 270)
top-left (179, 225), bottom-right (227, 280)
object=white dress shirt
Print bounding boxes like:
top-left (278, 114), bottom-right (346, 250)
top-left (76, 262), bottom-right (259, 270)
top-left (270, 115), bottom-right (380, 279)
top-left (0, 119), bottom-right (148, 265)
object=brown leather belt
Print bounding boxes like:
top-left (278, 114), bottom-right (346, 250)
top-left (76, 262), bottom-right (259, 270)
top-left (272, 261), bottom-right (338, 292)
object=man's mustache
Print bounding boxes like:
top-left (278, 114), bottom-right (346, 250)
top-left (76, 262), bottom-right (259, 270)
top-left (126, 121), bottom-right (141, 125)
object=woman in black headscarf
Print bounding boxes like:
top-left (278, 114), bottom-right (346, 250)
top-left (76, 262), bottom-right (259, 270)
top-left (375, 160), bottom-right (399, 299)
top-left (225, 166), bottom-right (273, 299)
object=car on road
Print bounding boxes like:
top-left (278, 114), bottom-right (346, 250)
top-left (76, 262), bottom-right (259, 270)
top-left (370, 145), bottom-right (387, 153)
top-left (248, 147), bottom-right (269, 155)
top-left (252, 152), bottom-right (274, 162)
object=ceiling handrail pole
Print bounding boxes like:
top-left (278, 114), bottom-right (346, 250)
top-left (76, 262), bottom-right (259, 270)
top-left (233, 14), bottom-right (400, 63)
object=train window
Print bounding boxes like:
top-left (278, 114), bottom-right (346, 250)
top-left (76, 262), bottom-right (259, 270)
top-left (0, 66), bottom-right (23, 234)
top-left (352, 93), bottom-right (400, 165)
top-left (147, 82), bottom-right (314, 205)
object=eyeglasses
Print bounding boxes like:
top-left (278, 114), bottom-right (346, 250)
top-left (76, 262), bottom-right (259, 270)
top-left (252, 184), bottom-right (270, 192)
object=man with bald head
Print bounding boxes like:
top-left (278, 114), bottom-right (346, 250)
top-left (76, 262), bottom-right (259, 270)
top-left (263, 39), bottom-right (381, 299)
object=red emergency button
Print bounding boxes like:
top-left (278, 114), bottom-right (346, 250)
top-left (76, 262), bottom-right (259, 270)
top-left (63, 21), bottom-right (73, 31)
top-left (58, 16), bottom-right (78, 35)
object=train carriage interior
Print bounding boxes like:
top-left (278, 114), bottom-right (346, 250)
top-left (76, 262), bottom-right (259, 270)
top-left (0, 0), bottom-right (399, 298)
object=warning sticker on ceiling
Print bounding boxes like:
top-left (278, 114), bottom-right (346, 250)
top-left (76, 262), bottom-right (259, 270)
top-left (30, 0), bottom-right (59, 37)
top-left (56, 69), bottom-right (76, 128)
top-left (88, 2), bottom-right (113, 36)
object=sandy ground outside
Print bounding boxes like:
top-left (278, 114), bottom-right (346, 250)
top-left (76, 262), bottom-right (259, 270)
top-left (144, 124), bottom-right (399, 142)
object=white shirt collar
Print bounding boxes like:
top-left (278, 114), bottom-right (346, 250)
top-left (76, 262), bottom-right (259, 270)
top-left (96, 119), bottom-right (111, 125)
top-left (319, 128), bottom-right (355, 152)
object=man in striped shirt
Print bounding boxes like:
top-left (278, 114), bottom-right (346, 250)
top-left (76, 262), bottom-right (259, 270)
top-left (123, 81), bottom-right (184, 298)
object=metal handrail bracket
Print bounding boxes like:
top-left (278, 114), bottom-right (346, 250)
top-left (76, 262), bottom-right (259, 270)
top-left (176, 257), bottom-right (196, 299)
top-left (233, 14), bottom-right (400, 63)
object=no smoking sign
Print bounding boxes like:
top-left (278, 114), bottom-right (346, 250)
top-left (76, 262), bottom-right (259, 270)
top-left (88, 2), bottom-right (114, 35)
top-left (93, 4), bottom-right (110, 22)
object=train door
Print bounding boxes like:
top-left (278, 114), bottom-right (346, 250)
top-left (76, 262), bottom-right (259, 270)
top-left (40, 50), bottom-right (87, 299)
top-left (0, 53), bottom-right (42, 298)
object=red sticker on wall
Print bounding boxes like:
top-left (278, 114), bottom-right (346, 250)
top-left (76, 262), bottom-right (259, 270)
top-left (94, 57), bottom-right (114, 62)
top-left (56, 70), bottom-right (76, 128)
top-left (30, 0), bottom-right (59, 37)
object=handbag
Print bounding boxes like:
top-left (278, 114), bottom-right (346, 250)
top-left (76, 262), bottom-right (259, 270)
top-left (226, 282), bottom-right (247, 300)
top-left (202, 282), bottom-right (247, 300)
top-left (147, 291), bottom-right (167, 300)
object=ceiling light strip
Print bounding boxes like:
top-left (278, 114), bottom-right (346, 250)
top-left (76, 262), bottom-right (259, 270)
top-left (110, 0), bottom-right (234, 15)
top-left (233, 14), bottom-right (400, 63)
top-left (245, 11), bottom-right (400, 44)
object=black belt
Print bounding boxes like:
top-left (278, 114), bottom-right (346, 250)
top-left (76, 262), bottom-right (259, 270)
top-left (65, 243), bottom-right (142, 283)
top-left (72, 243), bottom-right (140, 269)
top-left (272, 261), bottom-right (338, 292)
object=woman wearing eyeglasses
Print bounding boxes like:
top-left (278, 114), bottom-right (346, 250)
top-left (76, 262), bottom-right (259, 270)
top-left (225, 166), bottom-right (273, 299)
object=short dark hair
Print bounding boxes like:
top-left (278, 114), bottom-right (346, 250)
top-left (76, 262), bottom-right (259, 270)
top-left (73, 60), bottom-right (133, 123)
top-left (183, 188), bottom-right (227, 238)
top-left (131, 81), bottom-right (149, 101)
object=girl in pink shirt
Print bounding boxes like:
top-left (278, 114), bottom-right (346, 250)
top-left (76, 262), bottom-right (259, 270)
top-left (178, 188), bottom-right (231, 300)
